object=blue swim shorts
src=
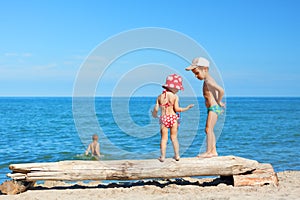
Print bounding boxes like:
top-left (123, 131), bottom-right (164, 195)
top-left (207, 105), bottom-right (223, 116)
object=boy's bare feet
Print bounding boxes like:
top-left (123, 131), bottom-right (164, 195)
top-left (196, 153), bottom-right (207, 158)
top-left (196, 153), bottom-right (218, 158)
top-left (158, 157), bottom-right (165, 162)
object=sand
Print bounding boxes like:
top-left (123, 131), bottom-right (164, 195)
top-left (0, 171), bottom-right (299, 200)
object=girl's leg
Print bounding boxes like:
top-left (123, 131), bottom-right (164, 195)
top-left (170, 122), bottom-right (180, 161)
top-left (159, 126), bottom-right (168, 162)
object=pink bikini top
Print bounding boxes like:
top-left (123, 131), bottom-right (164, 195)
top-left (159, 90), bottom-right (173, 108)
top-left (159, 90), bottom-right (180, 118)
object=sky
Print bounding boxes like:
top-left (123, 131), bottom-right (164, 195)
top-left (0, 0), bottom-right (299, 97)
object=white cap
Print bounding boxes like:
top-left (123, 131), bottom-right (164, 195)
top-left (185, 57), bottom-right (210, 71)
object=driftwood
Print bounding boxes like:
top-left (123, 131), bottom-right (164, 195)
top-left (1, 156), bottom-right (278, 194)
top-left (0, 180), bottom-right (34, 195)
top-left (233, 163), bottom-right (279, 187)
top-left (7, 156), bottom-right (258, 181)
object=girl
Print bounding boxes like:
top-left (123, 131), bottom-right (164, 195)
top-left (152, 74), bottom-right (194, 162)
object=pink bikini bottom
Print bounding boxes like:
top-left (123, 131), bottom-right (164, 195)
top-left (160, 114), bottom-right (179, 128)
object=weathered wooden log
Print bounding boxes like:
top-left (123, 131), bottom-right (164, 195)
top-left (1, 156), bottom-right (279, 195)
top-left (7, 156), bottom-right (258, 181)
top-left (233, 163), bottom-right (278, 187)
top-left (0, 180), bottom-right (35, 195)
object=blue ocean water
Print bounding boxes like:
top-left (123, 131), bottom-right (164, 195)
top-left (0, 97), bottom-right (299, 183)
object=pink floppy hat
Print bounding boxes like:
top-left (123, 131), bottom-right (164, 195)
top-left (162, 74), bottom-right (184, 91)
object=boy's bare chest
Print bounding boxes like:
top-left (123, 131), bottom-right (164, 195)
top-left (202, 83), bottom-right (210, 97)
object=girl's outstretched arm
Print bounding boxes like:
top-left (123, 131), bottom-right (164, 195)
top-left (173, 95), bottom-right (194, 112)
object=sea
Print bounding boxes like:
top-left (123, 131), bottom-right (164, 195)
top-left (0, 97), bottom-right (299, 184)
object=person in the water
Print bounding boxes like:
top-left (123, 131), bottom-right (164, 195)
top-left (85, 134), bottom-right (101, 160)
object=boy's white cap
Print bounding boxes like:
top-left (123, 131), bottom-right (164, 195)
top-left (185, 57), bottom-right (209, 71)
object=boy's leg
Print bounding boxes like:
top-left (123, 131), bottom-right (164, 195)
top-left (197, 111), bottom-right (218, 158)
top-left (170, 123), bottom-right (180, 160)
top-left (205, 111), bottom-right (218, 156)
top-left (159, 126), bottom-right (168, 162)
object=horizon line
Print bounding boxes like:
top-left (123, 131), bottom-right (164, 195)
top-left (0, 95), bottom-right (299, 98)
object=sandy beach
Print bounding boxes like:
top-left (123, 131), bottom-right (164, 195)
top-left (0, 171), bottom-right (299, 200)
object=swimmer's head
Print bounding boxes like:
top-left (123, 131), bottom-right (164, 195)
top-left (92, 134), bottom-right (98, 141)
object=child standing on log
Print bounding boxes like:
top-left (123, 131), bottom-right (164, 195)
top-left (152, 74), bottom-right (194, 162)
top-left (85, 134), bottom-right (101, 160)
top-left (186, 57), bottom-right (225, 158)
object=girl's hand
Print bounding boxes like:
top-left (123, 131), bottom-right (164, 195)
top-left (152, 110), bottom-right (158, 118)
top-left (187, 104), bottom-right (194, 109)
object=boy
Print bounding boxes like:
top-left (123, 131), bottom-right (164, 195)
top-left (85, 134), bottom-right (101, 160)
top-left (186, 57), bottom-right (225, 158)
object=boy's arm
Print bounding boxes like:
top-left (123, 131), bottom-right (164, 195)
top-left (152, 98), bottom-right (159, 118)
top-left (173, 95), bottom-right (194, 112)
top-left (206, 79), bottom-right (225, 106)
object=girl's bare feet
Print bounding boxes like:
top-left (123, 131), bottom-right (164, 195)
top-left (173, 156), bottom-right (180, 161)
top-left (158, 157), bottom-right (165, 162)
